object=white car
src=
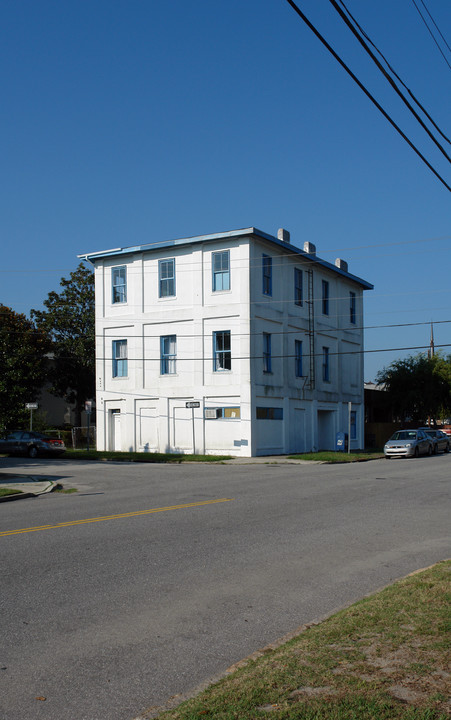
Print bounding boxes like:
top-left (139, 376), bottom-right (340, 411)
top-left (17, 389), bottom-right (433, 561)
top-left (384, 429), bottom-right (433, 459)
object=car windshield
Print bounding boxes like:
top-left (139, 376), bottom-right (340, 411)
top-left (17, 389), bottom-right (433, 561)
top-left (391, 431), bottom-right (417, 441)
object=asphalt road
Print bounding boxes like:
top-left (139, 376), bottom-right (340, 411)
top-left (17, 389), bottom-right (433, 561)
top-left (1, 454), bottom-right (450, 720)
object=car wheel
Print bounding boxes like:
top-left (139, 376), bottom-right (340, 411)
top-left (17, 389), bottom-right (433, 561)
top-left (428, 445), bottom-right (433, 456)
top-left (433, 444), bottom-right (438, 455)
top-left (414, 446), bottom-right (419, 458)
top-left (28, 446), bottom-right (38, 459)
top-left (446, 444), bottom-right (450, 453)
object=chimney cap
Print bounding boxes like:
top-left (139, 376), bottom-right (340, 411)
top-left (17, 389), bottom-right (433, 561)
top-left (277, 228), bottom-right (290, 243)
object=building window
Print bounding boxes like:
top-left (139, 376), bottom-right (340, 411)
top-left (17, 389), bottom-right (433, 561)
top-left (262, 254), bottom-right (272, 296)
top-left (213, 330), bottom-right (231, 371)
top-left (350, 291), bottom-right (356, 324)
top-left (322, 346), bottom-right (330, 382)
top-left (294, 268), bottom-right (303, 306)
top-left (160, 335), bottom-right (176, 375)
top-left (112, 266), bottom-right (127, 304)
top-left (159, 259), bottom-right (175, 298)
top-left (205, 406), bottom-right (241, 419)
top-left (350, 410), bottom-right (357, 439)
top-left (295, 340), bottom-right (303, 378)
top-left (322, 280), bottom-right (329, 315)
top-left (112, 340), bottom-right (128, 378)
top-left (256, 407), bottom-right (283, 420)
top-left (263, 333), bottom-right (272, 373)
top-left (212, 250), bottom-right (230, 292)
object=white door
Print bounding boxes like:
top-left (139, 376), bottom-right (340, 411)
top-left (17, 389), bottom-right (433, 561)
top-left (110, 410), bottom-right (121, 451)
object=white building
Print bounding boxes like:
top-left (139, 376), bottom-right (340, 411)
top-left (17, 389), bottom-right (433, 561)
top-left (79, 227), bottom-right (373, 456)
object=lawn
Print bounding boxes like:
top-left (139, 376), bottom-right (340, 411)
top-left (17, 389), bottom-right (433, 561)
top-left (152, 561), bottom-right (450, 720)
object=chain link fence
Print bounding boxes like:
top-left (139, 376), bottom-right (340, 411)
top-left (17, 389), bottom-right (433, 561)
top-left (71, 426), bottom-right (97, 449)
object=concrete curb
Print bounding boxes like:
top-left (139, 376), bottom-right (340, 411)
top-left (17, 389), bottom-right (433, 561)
top-left (0, 479), bottom-right (56, 502)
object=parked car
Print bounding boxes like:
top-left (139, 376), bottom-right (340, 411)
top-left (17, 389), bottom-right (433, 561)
top-left (384, 429), bottom-right (433, 459)
top-left (0, 431), bottom-right (66, 458)
top-left (417, 428), bottom-right (450, 454)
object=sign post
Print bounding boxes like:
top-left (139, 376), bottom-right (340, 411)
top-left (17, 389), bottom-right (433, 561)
top-left (25, 403), bottom-right (38, 431)
top-left (85, 400), bottom-right (93, 451)
top-left (185, 401), bottom-right (200, 455)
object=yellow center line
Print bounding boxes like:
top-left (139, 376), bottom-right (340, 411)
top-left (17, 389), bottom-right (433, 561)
top-left (0, 498), bottom-right (233, 537)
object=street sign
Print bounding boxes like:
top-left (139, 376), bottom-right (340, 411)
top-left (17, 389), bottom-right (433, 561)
top-left (185, 401), bottom-right (200, 409)
top-left (85, 400), bottom-right (93, 413)
top-left (25, 403), bottom-right (38, 410)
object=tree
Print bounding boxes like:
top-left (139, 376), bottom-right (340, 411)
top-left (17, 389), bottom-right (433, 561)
top-left (0, 305), bottom-right (50, 435)
top-left (376, 352), bottom-right (451, 425)
top-left (31, 264), bottom-right (95, 426)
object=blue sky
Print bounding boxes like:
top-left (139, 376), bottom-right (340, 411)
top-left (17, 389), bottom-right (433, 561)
top-left (1, 0), bottom-right (450, 381)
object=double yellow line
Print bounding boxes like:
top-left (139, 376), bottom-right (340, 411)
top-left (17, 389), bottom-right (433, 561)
top-left (0, 498), bottom-right (233, 537)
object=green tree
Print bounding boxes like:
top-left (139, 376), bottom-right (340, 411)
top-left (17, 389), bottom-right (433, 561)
top-left (31, 263), bottom-right (95, 426)
top-left (376, 352), bottom-right (451, 425)
top-left (0, 305), bottom-right (50, 435)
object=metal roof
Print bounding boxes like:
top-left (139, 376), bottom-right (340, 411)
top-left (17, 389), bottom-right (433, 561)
top-left (78, 227), bottom-right (373, 290)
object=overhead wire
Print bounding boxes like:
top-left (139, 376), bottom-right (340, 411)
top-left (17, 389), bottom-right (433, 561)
top-left (283, 0), bottom-right (451, 192)
top-left (332, 0), bottom-right (451, 148)
top-left (410, 0), bottom-right (451, 71)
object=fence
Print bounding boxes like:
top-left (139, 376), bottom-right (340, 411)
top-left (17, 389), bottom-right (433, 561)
top-left (71, 426), bottom-right (97, 449)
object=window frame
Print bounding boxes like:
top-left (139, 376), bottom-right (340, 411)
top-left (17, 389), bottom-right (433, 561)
top-left (213, 330), bottom-right (231, 372)
top-left (158, 258), bottom-right (176, 298)
top-left (112, 266), bottom-right (127, 304)
top-left (112, 339), bottom-right (128, 378)
top-left (322, 346), bottom-right (330, 382)
top-left (295, 339), bottom-right (303, 378)
top-left (350, 291), bottom-right (356, 324)
top-left (212, 250), bottom-right (230, 292)
top-left (160, 335), bottom-right (177, 375)
top-left (294, 268), bottom-right (303, 306)
top-left (322, 280), bottom-right (329, 315)
top-left (263, 332), bottom-right (272, 373)
top-left (350, 410), bottom-right (357, 439)
top-left (256, 407), bottom-right (283, 420)
top-left (262, 254), bottom-right (272, 296)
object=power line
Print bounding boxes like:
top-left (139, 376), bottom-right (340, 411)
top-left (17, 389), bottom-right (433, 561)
top-left (283, 0), bottom-right (451, 192)
top-left (329, 0), bottom-right (451, 157)
top-left (410, 0), bottom-right (451, 71)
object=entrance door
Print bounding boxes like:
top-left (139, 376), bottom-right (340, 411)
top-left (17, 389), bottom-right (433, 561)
top-left (110, 410), bottom-right (121, 451)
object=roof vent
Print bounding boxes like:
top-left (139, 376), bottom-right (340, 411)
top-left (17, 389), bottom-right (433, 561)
top-left (335, 258), bottom-right (348, 272)
top-left (277, 228), bottom-right (290, 243)
top-left (304, 241), bottom-right (316, 255)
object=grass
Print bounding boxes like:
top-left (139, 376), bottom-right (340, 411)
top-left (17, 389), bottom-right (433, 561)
top-left (0, 487), bottom-right (22, 497)
top-left (63, 449), bottom-right (233, 462)
top-left (287, 451), bottom-right (384, 463)
top-left (153, 561), bottom-right (451, 720)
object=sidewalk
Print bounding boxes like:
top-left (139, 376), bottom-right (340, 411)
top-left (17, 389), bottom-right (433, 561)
top-left (0, 473), bottom-right (56, 501)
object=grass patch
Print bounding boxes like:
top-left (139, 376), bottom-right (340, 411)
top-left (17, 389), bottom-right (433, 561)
top-left (63, 450), bottom-right (232, 463)
top-left (53, 485), bottom-right (78, 493)
top-left (287, 451), bottom-right (384, 463)
top-left (155, 561), bottom-right (451, 720)
top-left (0, 487), bottom-right (22, 497)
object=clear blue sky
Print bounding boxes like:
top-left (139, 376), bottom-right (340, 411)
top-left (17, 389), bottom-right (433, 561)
top-left (1, 0), bottom-right (450, 381)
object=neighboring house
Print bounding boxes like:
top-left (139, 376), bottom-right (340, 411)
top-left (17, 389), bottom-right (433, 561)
top-left (79, 227), bottom-right (373, 456)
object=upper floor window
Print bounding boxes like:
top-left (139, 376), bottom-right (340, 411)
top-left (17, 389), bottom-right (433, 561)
top-left (322, 346), bottom-right (330, 382)
top-left (112, 340), bottom-right (128, 378)
top-left (294, 268), bottom-right (303, 306)
top-left (212, 250), bottom-right (230, 292)
top-left (213, 330), bottom-right (231, 371)
top-left (322, 280), bottom-right (329, 315)
top-left (262, 254), bottom-right (272, 296)
top-left (350, 291), bottom-right (356, 324)
top-left (112, 266), bottom-right (127, 304)
top-left (160, 335), bottom-right (176, 375)
top-left (295, 339), bottom-right (303, 378)
top-left (350, 410), bottom-right (357, 439)
top-left (159, 258), bottom-right (175, 298)
top-left (263, 333), bottom-right (272, 373)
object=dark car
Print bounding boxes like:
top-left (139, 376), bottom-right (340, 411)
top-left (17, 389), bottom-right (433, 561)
top-left (418, 428), bottom-right (450, 454)
top-left (0, 431), bottom-right (66, 458)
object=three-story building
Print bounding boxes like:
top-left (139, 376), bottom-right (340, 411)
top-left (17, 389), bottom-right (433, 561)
top-left (79, 227), bottom-right (372, 456)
